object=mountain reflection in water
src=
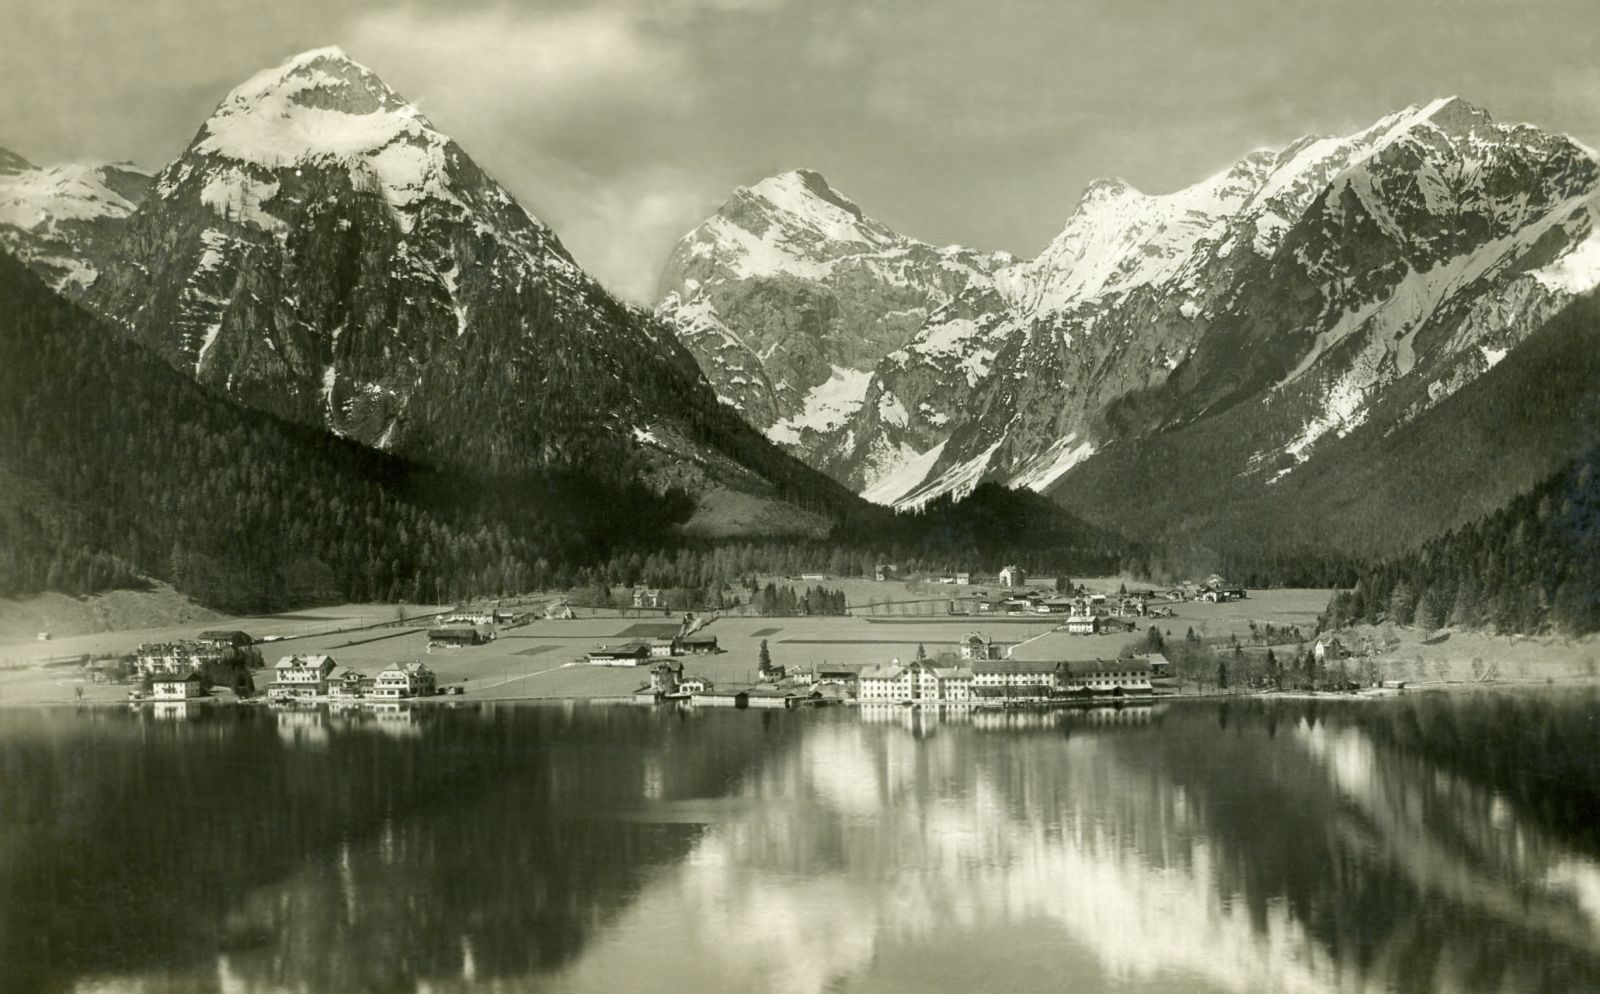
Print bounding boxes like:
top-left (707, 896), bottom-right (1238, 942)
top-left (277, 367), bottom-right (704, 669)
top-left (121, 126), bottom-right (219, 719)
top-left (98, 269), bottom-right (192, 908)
top-left (1, 692), bottom-right (1597, 994)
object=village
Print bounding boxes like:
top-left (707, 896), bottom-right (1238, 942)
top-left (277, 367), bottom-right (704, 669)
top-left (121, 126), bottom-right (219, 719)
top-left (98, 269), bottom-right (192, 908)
top-left (6, 566), bottom-right (1559, 714)
top-left (0, 570), bottom-right (1253, 711)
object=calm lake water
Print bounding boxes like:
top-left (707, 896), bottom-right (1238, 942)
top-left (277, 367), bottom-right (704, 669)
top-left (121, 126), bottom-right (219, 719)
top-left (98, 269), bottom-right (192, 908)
top-left (4, 693), bottom-right (1600, 994)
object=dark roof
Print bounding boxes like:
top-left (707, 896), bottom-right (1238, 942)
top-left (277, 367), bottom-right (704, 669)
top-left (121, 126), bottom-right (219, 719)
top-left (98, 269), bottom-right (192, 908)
top-left (973, 659), bottom-right (1063, 676)
top-left (152, 670), bottom-right (201, 682)
top-left (197, 630), bottom-right (252, 643)
top-left (588, 642), bottom-right (649, 656)
top-left (1067, 660), bottom-right (1151, 677)
top-left (678, 632), bottom-right (718, 644)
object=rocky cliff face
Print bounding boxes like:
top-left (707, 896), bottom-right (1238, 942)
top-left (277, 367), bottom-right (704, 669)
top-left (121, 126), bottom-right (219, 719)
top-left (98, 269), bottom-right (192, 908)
top-left (0, 149), bottom-right (151, 294)
top-left (656, 169), bottom-right (1009, 474)
top-left (662, 99), bottom-right (1600, 513)
top-left (77, 48), bottom-right (857, 521)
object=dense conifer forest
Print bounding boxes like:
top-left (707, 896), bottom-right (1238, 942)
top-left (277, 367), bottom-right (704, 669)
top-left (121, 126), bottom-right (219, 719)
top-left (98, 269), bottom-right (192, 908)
top-left (1322, 446), bottom-right (1600, 635)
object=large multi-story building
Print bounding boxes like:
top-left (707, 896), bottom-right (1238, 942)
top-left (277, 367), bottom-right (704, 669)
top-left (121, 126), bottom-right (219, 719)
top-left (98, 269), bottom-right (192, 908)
top-left (270, 654), bottom-right (338, 699)
top-left (373, 661), bottom-right (437, 699)
top-left (135, 640), bottom-right (221, 676)
top-left (859, 659), bottom-right (975, 703)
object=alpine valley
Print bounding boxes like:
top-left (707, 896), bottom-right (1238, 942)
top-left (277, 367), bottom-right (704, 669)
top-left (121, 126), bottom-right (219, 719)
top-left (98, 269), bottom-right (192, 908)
top-left (661, 98), bottom-right (1600, 558)
top-left (0, 47), bottom-right (1124, 610)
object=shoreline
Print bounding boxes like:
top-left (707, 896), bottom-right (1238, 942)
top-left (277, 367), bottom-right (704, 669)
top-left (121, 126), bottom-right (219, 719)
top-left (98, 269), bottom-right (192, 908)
top-left (11, 674), bottom-right (1598, 713)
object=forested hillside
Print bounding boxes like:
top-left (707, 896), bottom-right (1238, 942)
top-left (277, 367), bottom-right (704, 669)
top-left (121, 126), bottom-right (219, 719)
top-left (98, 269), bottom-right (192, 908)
top-left (0, 256), bottom-right (1128, 610)
top-left (1054, 289), bottom-right (1600, 577)
top-left (1322, 446), bottom-right (1600, 635)
top-left (0, 254), bottom-right (698, 609)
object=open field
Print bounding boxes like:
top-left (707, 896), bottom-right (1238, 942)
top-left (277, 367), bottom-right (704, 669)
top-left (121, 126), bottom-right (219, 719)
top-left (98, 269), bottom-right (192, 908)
top-left (0, 588), bottom-right (1332, 705)
top-left (10, 588), bottom-right (1582, 707)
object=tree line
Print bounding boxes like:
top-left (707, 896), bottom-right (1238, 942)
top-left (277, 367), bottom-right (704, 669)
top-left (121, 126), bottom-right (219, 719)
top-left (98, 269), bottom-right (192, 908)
top-left (1320, 446), bottom-right (1600, 636)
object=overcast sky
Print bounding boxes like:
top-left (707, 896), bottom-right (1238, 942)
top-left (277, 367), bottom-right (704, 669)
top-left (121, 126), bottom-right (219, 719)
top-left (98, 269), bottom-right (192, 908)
top-left (6, 0), bottom-right (1600, 301)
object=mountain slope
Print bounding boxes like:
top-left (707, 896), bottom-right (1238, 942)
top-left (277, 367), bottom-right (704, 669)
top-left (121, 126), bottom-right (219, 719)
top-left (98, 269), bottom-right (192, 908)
top-left (82, 47), bottom-right (860, 527)
top-left (1051, 287), bottom-right (1600, 562)
top-left (661, 99), bottom-right (1600, 560)
top-left (0, 148), bottom-right (151, 294)
top-left (0, 252), bottom-right (697, 609)
top-left (655, 169), bottom-right (1010, 481)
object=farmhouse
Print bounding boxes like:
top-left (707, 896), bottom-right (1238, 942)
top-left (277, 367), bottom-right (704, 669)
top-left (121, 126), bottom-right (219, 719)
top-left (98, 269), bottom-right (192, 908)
top-left (373, 662), bottom-right (437, 699)
top-left (675, 632), bottom-right (719, 654)
top-left (151, 670), bottom-right (204, 701)
top-left (587, 642), bottom-right (651, 666)
top-left (998, 565), bottom-right (1027, 588)
top-left (195, 630), bottom-right (253, 651)
top-left (874, 564), bottom-right (899, 581)
top-left (429, 627), bottom-right (486, 648)
top-left (633, 587), bottom-right (663, 609)
top-left (650, 638), bottom-right (678, 658)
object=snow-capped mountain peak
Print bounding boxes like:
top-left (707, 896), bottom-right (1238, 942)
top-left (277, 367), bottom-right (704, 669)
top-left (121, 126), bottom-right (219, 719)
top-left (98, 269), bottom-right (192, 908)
top-left (153, 46), bottom-right (463, 235)
top-left (659, 98), bottom-right (1600, 516)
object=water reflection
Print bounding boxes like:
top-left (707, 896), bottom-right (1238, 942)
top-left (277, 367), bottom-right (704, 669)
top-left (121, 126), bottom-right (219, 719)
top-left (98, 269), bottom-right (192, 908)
top-left (1, 692), bottom-right (1598, 993)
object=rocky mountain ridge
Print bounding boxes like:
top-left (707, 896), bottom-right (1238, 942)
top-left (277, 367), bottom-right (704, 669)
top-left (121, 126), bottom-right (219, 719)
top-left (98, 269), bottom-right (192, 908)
top-left (44, 47), bottom-right (861, 529)
top-left (659, 99), bottom-right (1600, 522)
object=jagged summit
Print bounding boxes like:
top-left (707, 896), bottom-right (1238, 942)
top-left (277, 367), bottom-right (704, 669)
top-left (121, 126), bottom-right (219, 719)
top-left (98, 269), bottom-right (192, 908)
top-left (745, 168), bottom-right (867, 222)
top-left (189, 46), bottom-right (437, 174)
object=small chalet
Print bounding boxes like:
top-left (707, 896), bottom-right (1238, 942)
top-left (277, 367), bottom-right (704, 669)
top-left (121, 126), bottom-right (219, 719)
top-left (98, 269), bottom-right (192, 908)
top-left (998, 565), bottom-right (1027, 588)
top-left (758, 661), bottom-right (787, 683)
top-left (650, 638), bottom-right (678, 658)
top-left (151, 670), bottom-right (204, 701)
top-left (633, 587), bottom-right (663, 609)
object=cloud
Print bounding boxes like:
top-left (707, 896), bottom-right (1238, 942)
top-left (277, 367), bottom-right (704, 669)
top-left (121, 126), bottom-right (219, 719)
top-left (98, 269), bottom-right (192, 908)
top-left (343, 3), bottom-right (718, 299)
top-left (348, 4), bottom-right (698, 123)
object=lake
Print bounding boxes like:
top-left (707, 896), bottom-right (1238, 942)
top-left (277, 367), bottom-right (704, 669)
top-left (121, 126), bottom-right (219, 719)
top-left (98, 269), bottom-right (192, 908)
top-left (3, 692), bottom-right (1599, 993)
